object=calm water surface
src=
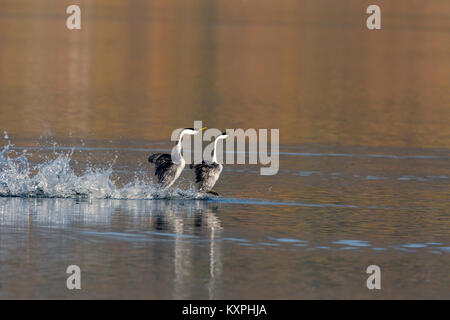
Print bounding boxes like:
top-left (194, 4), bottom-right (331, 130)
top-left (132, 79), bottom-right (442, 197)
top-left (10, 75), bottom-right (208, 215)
top-left (0, 0), bottom-right (449, 299)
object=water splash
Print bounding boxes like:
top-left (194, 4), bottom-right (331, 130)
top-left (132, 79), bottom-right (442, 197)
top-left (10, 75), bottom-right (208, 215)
top-left (0, 140), bottom-right (205, 200)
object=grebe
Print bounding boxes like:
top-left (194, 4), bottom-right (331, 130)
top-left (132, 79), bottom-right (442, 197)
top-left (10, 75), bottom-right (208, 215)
top-left (148, 127), bottom-right (206, 189)
top-left (190, 132), bottom-right (229, 196)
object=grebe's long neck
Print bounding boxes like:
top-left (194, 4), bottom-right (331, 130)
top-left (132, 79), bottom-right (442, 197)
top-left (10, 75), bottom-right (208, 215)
top-left (176, 133), bottom-right (184, 156)
top-left (212, 137), bottom-right (221, 164)
top-left (173, 131), bottom-right (187, 164)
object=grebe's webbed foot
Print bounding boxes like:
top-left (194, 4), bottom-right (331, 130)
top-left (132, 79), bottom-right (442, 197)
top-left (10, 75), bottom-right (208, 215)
top-left (207, 190), bottom-right (219, 196)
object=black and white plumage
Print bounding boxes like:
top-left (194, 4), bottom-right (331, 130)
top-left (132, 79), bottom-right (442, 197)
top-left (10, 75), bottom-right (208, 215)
top-left (190, 132), bottom-right (229, 195)
top-left (190, 161), bottom-right (223, 195)
top-left (148, 127), bottom-right (206, 190)
top-left (148, 153), bottom-right (179, 189)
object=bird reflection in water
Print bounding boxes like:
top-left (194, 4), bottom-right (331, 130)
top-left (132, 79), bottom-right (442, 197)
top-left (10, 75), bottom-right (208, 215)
top-left (0, 198), bottom-right (223, 299)
top-left (148, 200), bottom-right (223, 299)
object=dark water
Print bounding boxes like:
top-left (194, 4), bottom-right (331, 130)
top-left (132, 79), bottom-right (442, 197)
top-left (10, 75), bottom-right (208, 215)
top-left (0, 1), bottom-right (450, 299)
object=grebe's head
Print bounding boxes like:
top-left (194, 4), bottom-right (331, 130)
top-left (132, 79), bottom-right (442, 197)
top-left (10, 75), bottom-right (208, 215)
top-left (220, 132), bottom-right (229, 139)
top-left (175, 127), bottom-right (207, 145)
top-left (215, 132), bottom-right (230, 141)
top-left (181, 127), bottom-right (207, 136)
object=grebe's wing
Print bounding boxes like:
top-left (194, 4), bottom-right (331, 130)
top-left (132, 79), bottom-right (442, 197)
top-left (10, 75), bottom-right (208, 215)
top-left (148, 153), bottom-right (176, 183)
top-left (148, 153), bottom-right (172, 166)
top-left (190, 161), bottom-right (221, 192)
top-left (190, 161), bottom-right (213, 183)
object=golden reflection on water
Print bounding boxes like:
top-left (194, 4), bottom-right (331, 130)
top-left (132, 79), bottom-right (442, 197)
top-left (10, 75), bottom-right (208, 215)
top-left (0, 0), bottom-right (449, 148)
